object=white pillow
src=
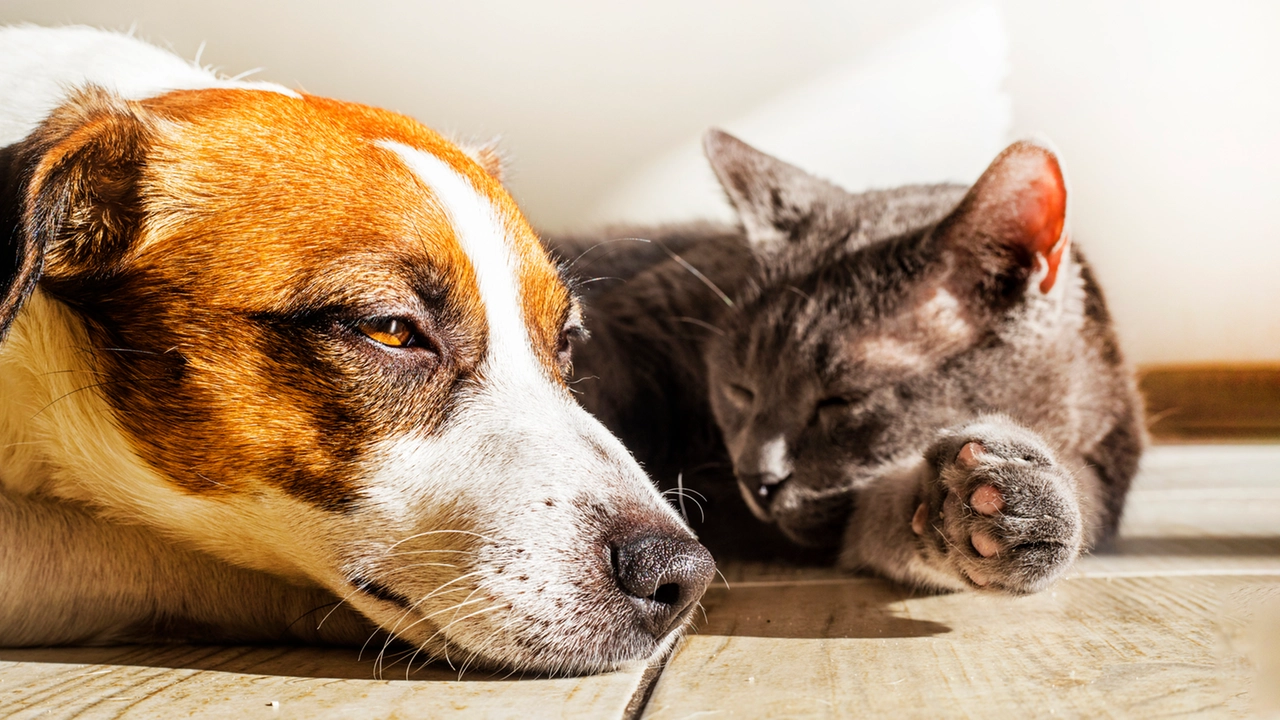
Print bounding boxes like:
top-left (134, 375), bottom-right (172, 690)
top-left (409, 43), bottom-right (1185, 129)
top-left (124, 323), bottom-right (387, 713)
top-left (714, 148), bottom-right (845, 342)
top-left (587, 3), bottom-right (1012, 225)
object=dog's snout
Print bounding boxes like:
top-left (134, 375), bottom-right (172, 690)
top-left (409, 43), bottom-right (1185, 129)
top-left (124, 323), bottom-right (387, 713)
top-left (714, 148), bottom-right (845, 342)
top-left (611, 535), bottom-right (715, 637)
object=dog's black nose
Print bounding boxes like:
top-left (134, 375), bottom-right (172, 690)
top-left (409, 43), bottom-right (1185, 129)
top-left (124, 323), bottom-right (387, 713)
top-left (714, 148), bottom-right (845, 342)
top-left (738, 472), bottom-right (790, 515)
top-left (612, 535), bottom-right (715, 637)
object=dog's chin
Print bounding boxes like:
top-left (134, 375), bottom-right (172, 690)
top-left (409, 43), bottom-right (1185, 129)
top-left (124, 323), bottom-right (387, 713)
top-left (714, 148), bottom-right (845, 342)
top-left (349, 593), bottom-right (677, 676)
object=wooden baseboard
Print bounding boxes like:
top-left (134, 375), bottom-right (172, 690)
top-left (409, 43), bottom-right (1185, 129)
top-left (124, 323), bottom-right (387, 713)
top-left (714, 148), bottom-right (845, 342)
top-left (1139, 363), bottom-right (1280, 441)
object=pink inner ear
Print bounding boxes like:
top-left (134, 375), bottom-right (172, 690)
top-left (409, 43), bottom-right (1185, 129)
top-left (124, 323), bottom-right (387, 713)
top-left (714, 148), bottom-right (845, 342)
top-left (1018, 155), bottom-right (1069, 293)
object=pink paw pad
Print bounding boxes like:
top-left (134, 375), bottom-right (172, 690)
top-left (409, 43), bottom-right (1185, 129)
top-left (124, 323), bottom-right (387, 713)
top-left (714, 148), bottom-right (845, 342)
top-left (970, 485), bottom-right (1005, 515)
top-left (911, 503), bottom-right (928, 535)
top-left (971, 530), bottom-right (1001, 558)
top-left (957, 441), bottom-right (985, 468)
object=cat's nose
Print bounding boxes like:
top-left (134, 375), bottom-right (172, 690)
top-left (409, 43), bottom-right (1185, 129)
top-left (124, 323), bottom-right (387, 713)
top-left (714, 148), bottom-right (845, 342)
top-left (738, 472), bottom-right (790, 519)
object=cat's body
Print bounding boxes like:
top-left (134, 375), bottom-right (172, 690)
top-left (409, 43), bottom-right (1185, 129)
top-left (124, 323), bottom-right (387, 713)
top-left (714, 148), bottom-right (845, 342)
top-left (551, 133), bottom-right (1144, 593)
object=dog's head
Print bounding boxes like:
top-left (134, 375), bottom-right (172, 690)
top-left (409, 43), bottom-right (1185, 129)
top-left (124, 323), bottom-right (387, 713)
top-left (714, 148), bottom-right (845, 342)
top-left (0, 87), bottom-right (713, 674)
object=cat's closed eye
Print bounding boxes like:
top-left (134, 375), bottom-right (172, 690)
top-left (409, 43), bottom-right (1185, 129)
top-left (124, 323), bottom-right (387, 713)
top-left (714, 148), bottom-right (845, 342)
top-left (724, 383), bottom-right (756, 410)
top-left (815, 391), bottom-right (868, 423)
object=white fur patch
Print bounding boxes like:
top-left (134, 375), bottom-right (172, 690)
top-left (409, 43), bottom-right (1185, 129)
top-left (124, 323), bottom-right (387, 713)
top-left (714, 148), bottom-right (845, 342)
top-left (917, 288), bottom-right (970, 341)
top-left (1025, 249), bottom-right (1086, 337)
top-left (378, 140), bottom-right (540, 381)
top-left (758, 435), bottom-right (792, 479)
top-left (0, 26), bottom-right (298, 148)
top-left (859, 336), bottom-right (928, 371)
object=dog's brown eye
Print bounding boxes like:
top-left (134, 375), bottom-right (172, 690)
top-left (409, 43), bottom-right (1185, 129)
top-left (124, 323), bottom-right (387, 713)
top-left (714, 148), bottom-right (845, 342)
top-left (358, 318), bottom-right (415, 348)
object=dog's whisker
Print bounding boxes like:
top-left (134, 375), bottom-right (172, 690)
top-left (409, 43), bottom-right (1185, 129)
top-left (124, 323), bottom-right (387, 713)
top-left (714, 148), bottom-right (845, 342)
top-left (86, 345), bottom-right (164, 356)
top-left (408, 570), bottom-right (485, 610)
top-left (379, 549), bottom-right (474, 563)
top-left (318, 584), bottom-right (366, 630)
top-left (37, 368), bottom-right (108, 378)
top-left (463, 611), bottom-right (522, 678)
top-left (663, 476), bottom-right (707, 524)
top-left (285, 599), bottom-right (343, 634)
top-left (379, 561), bottom-right (458, 573)
top-left (714, 566), bottom-right (732, 590)
top-left (386, 529), bottom-right (495, 552)
top-left (417, 603), bottom-right (506, 658)
top-left (28, 380), bottom-right (130, 421)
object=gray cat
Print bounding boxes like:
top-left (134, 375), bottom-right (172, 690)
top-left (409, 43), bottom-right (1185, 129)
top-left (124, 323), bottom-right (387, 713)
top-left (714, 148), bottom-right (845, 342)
top-left (549, 131), bottom-right (1144, 594)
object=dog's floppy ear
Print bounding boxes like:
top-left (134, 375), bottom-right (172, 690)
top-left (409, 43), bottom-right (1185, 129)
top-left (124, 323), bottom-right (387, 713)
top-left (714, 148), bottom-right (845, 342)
top-left (0, 143), bottom-right (40, 342)
top-left (935, 139), bottom-right (1071, 301)
top-left (0, 86), bottom-right (153, 341)
top-left (703, 128), bottom-right (848, 254)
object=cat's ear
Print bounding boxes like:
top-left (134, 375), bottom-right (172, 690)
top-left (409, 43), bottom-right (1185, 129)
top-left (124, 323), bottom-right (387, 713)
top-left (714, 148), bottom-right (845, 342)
top-left (704, 129), bottom-right (846, 253)
top-left (936, 139), bottom-right (1070, 297)
top-left (0, 86), bottom-right (153, 341)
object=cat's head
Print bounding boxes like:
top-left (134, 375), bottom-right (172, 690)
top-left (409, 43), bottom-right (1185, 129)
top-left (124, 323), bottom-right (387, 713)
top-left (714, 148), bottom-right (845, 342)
top-left (701, 130), bottom-right (1073, 547)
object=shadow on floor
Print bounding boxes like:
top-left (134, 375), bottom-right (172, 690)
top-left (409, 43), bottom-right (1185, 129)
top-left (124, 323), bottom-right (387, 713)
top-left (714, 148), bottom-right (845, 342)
top-left (0, 644), bottom-right (519, 681)
top-left (696, 579), bottom-right (951, 639)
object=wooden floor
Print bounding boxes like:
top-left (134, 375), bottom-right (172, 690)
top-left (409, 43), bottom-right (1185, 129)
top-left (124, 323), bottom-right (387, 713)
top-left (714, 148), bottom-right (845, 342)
top-left (2, 444), bottom-right (1278, 719)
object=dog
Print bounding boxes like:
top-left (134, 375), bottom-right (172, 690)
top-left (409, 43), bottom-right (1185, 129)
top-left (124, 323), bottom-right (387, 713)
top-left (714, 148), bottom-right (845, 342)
top-left (0, 26), bottom-right (713, 676)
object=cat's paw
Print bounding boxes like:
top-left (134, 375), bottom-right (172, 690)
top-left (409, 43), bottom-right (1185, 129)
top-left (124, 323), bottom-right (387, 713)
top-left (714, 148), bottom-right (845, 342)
top-left (914, 419), bottom-right (1083, 594)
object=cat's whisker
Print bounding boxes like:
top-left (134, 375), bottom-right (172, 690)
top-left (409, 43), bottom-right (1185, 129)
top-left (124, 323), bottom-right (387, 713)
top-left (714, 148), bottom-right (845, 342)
top-left (676, 316), bottom-right (725, 336)
top-left (785, 285), bottom-right (814, 303)
top-left (577, 275), bottom-right (623, 286)
top-left (560, 236), bottom-right (654, 271)
top-left (649, 238), bottom-right (734, 307)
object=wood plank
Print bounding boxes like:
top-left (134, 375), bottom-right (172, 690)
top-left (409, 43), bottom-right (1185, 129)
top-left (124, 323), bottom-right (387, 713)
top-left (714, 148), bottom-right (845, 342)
top-left (1141, 364), bottom-right (1280, 440)
top-left (0, 645), bottom-right (650, 719)
top-left (1134, 444), bottom-right (1280, 490)
top-left (645, 574), bottom-right (1279, 719)
top-left (1119, 444), bottom-right (1280, 538)
top-left (1076, 536), bottom-right (1280, 578)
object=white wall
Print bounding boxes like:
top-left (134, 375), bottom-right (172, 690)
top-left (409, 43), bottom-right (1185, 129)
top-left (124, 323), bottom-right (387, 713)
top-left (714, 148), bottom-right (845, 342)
top-left (1003, 1), bottom-right (1280, 365)
top-left (1, 0), bottom-right (1276, 365)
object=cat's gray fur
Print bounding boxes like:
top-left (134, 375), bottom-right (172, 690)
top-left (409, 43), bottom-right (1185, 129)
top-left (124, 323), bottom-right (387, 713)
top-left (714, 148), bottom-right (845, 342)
top-left (549, 131), bottom-right (1144, 594)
